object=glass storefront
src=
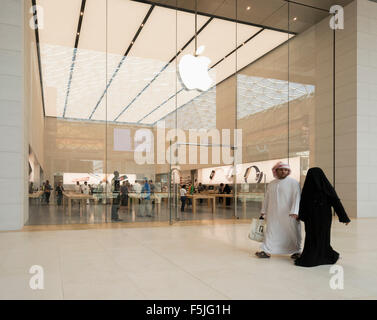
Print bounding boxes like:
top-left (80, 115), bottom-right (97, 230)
top-left (26, 0), bottom-right (336, 226)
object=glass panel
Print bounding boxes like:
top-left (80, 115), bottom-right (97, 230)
top-left (106, 0), bottom-right (175, 223)
top-left (236, 1), bottom-right (289, 220)
top-left (26, 0), bottom-right (336, 227)
top-left (171, 0), bottom-right (238, 221)
top-left (287, 2), bottom-right (335, 186)
top-left (27, 0), bottom-right (108, 225)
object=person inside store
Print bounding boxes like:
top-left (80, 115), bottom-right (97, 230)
top-left (120, 181), bottom-right (129, 207)
top-left (187, 183), bottom-right (195, 206)
top-left (223, 183), bottom-right (231, 206)
top-left (294, 167), bottom-right (351, 267)
top-left (82, 181), bottom-right (90, 204)
top-left (180, 184), bottom-right (187, 212)
top-left (138, 179), bottom-right (151, 217)
top-left (88, 184), bottom-right (93, 195)
top-left (98, 180), bottom-right (106, 204)
top-left (198, 182), bottom-right (205, 203)
top-left (133, 180), bottom-right (142, 204)
top-left (255, 161), bottom-right (302, 259)
top-left (75, 181), bottom-right (82, 193)
top-left (29, 182), bottom-right (34, 194)
top-left (41, 182), bottom-right (46, 202)
top-left (149, 180), bottom-right (155, 209)
top-left (218, 183), bottom-right (225, 204)
top-left (194, 179), bottom-right (198, 190)
top-left (55, 182), bottom-right (64, 206)
top-left (44, 180), bottom-right (52, 205)
top-left (111, 171), bottom-right (122, 222)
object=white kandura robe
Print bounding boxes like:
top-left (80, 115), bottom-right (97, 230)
top-left (260, 176), bottom-right (302, 255)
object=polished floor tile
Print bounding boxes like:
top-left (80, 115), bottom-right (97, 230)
top-left (0, 218), bottom-right (376, 299)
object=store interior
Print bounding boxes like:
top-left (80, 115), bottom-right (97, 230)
top-left (26, 0), bottom-right (351, 225)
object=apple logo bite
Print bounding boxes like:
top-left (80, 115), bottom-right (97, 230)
top-left (179, 45), bottom-right (213, 92)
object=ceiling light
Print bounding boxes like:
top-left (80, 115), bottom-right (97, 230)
top-left (293, 17), bottom-right (297, 21)
top-left (246, 6), bottom-right (251, 11)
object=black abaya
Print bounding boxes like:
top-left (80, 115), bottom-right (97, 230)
top-left (295, 167), bottom-right (350, 267)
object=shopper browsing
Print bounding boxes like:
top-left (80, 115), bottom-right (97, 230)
top-left (138, 179), bottom-right (151, 217)
top-left (180, 185), bottom-right (187, 212)
top-left (74, 181), bottom-right (82, 193)
top-left (55, 182), bottom-right (64, 206)
top-left (44, 180), bottom-right (52, 205)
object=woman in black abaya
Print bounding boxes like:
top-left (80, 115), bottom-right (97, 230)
top-left (295, 167), bottom-right (351, 267)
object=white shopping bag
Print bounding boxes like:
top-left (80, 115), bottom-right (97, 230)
top-left (248, 216), bottom-right (266, 242)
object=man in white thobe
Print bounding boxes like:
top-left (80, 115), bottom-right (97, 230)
top-left (82, 181), bottom-right (90, 204)
top-left (255, 161), bottom-right (302, 259)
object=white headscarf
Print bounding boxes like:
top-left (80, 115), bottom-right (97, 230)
top-left (272, 161), bottom-right (291, 178)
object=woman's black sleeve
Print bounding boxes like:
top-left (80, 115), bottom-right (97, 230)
top-left (330, 196), bottom-right (351, 223)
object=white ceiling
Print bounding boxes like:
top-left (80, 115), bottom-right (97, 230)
top-left (37, 0), bottom-right (294, 126)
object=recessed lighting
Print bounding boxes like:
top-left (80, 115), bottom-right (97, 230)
top-left (293, 17), bottom-right (297, 21)
top-left (246, 6), bottom-right (251, 11)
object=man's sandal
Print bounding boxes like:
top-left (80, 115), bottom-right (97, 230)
top-left (255, 251), bottom-right (270, 258)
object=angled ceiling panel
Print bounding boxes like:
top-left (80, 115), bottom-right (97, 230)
top-left (115, 11), bottom-right (209, 123)
top-left (236, 29), bottom-right (293, 71)
top-left (107, 9), bottom-right (208, 123)
top-left (65, 0), bottom-right (152, 119)
top-left (37, 0), bottom-right (82, 47)
top-left (38, 0), bottom-right (82, 117)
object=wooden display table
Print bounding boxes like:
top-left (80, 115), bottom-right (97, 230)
top-left (62, 192), bottom-right (94, 216)
top-left (213, 194), bottom-right (234, 207)
top-left (29, 190), bottom-right (44, 199)
top-left (29, 191), bottom-right (44, 204)
top-left (127, 192), bottom-right (169, 214)
top-left (186, 194), bottom-right (216, 214)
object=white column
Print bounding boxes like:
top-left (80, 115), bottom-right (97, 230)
top-left (0, 0), bottom-right (26, 230)
top-left (356, 0), bottom-right (377, 217)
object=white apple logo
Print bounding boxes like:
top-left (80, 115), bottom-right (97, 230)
top-left (179, 45), bottom-right (213, 91)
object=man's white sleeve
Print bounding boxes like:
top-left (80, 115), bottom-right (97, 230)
top-left (290, 182), bottom-right (301, 215)
top-left (261, 186), bottom-right (269, 215)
